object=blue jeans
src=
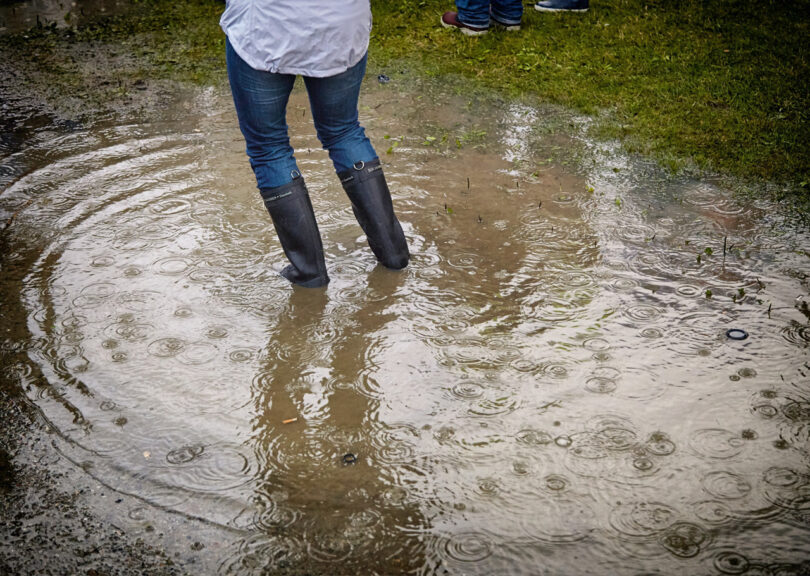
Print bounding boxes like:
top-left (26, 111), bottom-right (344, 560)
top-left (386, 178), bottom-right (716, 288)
top-left (456, 0), bottom-right (523, 27)
top-left (226, 38), bottom-right (378, 190)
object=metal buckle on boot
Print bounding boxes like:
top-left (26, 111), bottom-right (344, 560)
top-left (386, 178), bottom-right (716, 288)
top-left (352, 160), bottom-right (382, 179)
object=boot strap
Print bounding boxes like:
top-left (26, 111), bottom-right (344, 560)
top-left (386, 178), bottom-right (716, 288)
top-left (338, 159), bottom-right (383, 186)
top-left (260, 173), bottom-right (304, 204)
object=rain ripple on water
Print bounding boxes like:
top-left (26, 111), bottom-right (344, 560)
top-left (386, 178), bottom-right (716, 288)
top-left (2, 83), bottom-right (809, 574)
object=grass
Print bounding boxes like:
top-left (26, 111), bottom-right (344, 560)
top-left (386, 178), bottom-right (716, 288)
top-left (373, 0), bottom-right (809, 189)
top-left (1, 0), bottom-right (808, 205)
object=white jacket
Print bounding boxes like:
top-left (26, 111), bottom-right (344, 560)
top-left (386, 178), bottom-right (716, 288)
top-left (220, 0), bottom-right (372, 77)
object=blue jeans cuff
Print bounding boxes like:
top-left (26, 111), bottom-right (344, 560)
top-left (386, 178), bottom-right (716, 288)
top-left (491, 8), bottom-right (523, 25)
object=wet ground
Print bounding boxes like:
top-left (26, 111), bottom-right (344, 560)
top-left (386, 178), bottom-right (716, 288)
top-left (2, 52), bottom-right (810, 576)
top-left (0, 0), bottom-right (131, 33)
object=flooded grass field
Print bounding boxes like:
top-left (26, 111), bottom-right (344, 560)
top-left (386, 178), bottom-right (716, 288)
top-left (1, 76), bottom-right (809, 575)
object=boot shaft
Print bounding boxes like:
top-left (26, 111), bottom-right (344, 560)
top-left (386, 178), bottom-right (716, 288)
top-left (261, 177), bottom-right (330, 288)
top-left (338, 159), bottom-right (410, 270)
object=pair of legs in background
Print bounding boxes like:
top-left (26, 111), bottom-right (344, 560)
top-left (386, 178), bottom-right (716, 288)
top-left (441, 0), bottom-right (523, 34)
top-left (441, 0), bottom-right (588, 35)
top-left (226, 39), bottom-right (409, 288)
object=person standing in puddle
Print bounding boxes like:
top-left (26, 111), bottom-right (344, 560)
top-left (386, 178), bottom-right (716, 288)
top-left (441, 0), bottom-right (524, 35)
top-left (221, 1), bottom-right (409, 288)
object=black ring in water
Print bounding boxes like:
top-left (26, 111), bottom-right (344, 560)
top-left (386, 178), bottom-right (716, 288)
top-left (726, 329), bottom-right (749, 340)
top-left (342, 453), bottom-right (358, 465)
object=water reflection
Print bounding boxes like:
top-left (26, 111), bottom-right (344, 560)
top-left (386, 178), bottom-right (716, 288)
top-left (1, 78), bottom-right (809, 574)
top-left (234, 274), bottom-right (426, 573)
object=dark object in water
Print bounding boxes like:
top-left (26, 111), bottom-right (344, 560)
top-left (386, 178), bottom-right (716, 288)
top-left (342, 453), bottom-right (358, 465)
top-left (377, 74), bottom-right (390, 84)
top-left (726, 328), bottom-right (749, 340)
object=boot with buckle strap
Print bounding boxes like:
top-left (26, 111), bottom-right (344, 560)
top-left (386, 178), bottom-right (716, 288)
top-left (338, 159), bottom-right (409, 270)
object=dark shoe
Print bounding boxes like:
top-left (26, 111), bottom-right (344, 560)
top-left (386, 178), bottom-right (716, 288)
top-left (260, 176), bottom-right (329, 288)
top-left (338, 159), bottom-right (409, 270)
top-left (534, 0), bottom-right (589, 12)
top-left (440, 11), bottom-right (488, 36)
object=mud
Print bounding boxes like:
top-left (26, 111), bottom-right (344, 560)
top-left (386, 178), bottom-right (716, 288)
top-left (2, 8), bottom-right (810, 576)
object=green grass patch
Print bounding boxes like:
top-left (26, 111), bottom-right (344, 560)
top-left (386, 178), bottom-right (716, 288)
top-left (2, 0), bottom-right (808, 205)
top-left (372, 0), bottom-right (809, 191)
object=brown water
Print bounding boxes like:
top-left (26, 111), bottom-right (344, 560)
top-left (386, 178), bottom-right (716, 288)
top-left (1, 79), bottom-right (809, 575)
top-left (0, 0), bottom-right (130, 32)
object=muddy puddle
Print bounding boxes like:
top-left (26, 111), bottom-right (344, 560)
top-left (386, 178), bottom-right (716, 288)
top-left (0, 0), bottom-right (131, 33)
top-left (1, 75), bottom-right (809, 575)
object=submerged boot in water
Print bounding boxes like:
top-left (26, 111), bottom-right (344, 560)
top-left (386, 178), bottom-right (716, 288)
top-left (260, 176), bottom-right (329, 288)
top-left (338, 159), bottom-right (409, 270)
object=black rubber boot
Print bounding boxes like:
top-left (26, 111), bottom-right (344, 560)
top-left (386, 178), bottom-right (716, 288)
top-left (260, 176), bottom-right (329, 288)
top-left (338, 159), bottom-right (409, 270)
